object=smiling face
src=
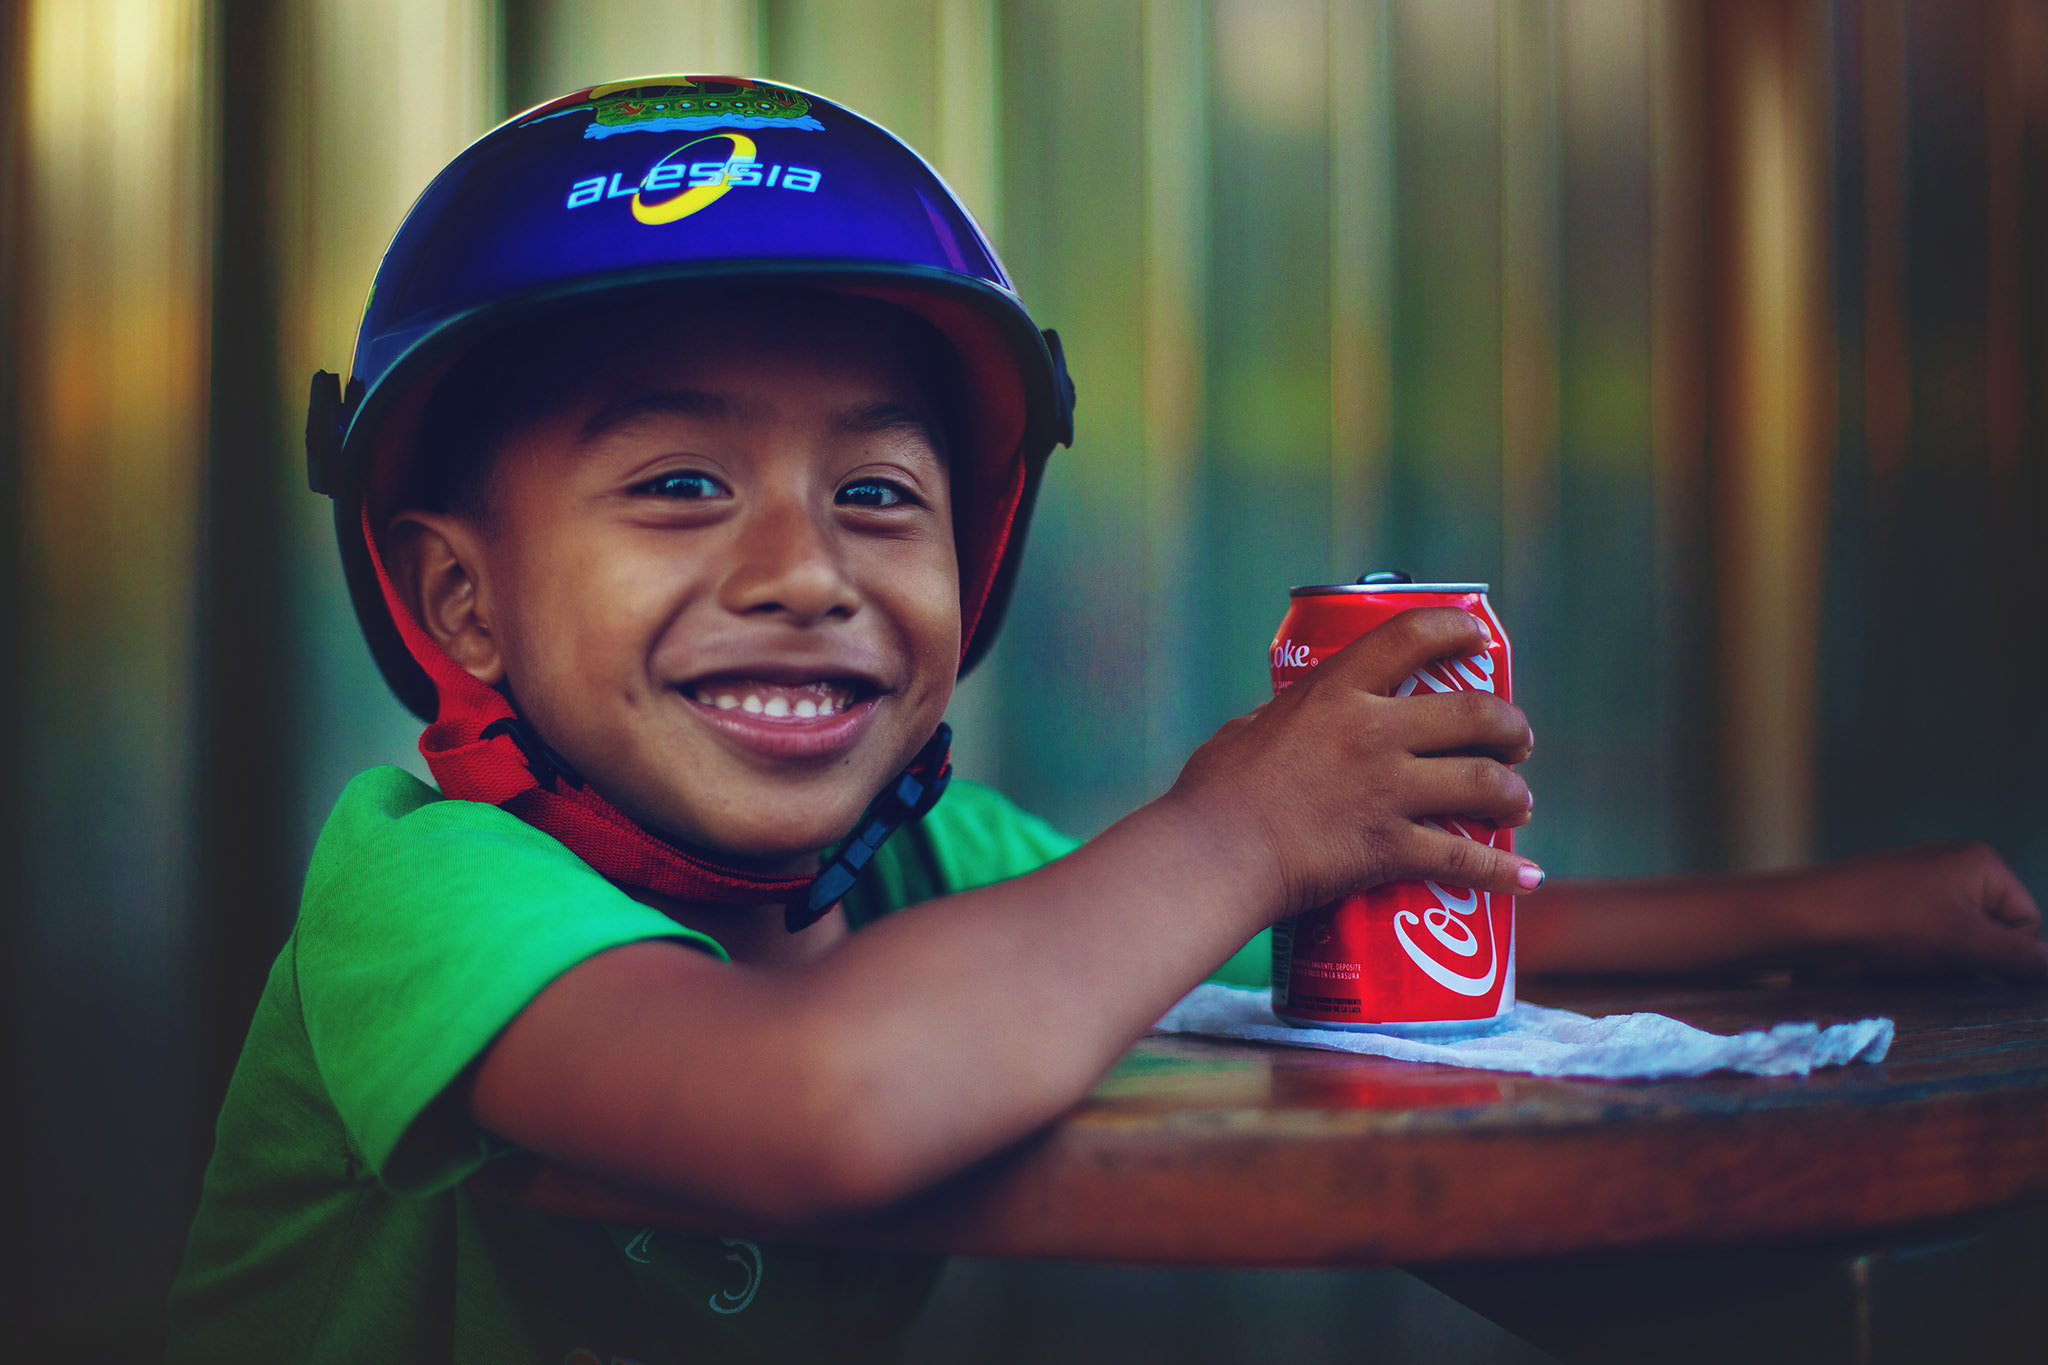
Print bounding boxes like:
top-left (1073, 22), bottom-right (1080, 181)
top-left (390, 294), bottom-right (962, 870)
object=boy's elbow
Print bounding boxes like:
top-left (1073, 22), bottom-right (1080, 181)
top-left (680, 1031), bottom-right (927, 1223)
top-left (766, 1036), bottom-right (944, 1219)
top-left (778, 1137), bottom-right (926, 1221)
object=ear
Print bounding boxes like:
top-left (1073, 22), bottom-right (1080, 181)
top-left (384, 511), bottom-right (505, 686)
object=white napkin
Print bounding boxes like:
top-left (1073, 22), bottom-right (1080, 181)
top-left (1154, 983), bottom-right (1893, 1080)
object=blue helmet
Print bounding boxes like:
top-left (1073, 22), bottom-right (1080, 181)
top-left (308, 75), bottom-right (1075, 720)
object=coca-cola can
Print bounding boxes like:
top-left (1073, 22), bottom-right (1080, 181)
top-left (1269, 577), bottom-right (1515, 1032)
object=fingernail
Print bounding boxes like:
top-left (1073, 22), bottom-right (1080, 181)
top-left (1515, 863), bottom-right (1545, 890)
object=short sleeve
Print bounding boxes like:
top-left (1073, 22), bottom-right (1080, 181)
top-left (293, 769), bottom-right (722, 1195)
top-left (878, 778), bottom-right (1271, 984)
top-left (916, 779), bottom-right (1081, 891)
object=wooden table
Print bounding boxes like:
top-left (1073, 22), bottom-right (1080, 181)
top-left (486, 979), bottom-right (2048, 1362)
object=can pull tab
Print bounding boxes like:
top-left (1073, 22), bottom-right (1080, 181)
top-left (1356, 571), bottom-right (1413, 585)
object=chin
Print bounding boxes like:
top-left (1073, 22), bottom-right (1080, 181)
top-left (647, 798), bottom-right (870, 872)
top-left (695, 827), bottom-right (839, 870)
top-left (602, 731), bottom-right (926, 869)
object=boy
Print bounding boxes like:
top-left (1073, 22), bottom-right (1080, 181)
top-left (168, 78), bottom-right (2045, 1363)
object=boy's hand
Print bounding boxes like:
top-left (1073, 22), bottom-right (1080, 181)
top-left (1794, 842), bottom-right (2048, 982)
top-left (1166, 606), bottom-right (1539, 924)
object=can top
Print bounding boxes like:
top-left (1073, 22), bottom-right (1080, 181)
top-left (1289, 582), bottom-right (1489, 596)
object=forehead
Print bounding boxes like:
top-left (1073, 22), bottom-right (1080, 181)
top-left (518, 290), bottom-right (950, 436)
top-left (401, 287), bottom-right (959, 520)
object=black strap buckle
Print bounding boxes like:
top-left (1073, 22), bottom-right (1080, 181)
top-left (306, 370), bottom-right (364, 496)
top-left (1042, 329), bottom-right (1076, 449)
top-left (788, 723), bottom-right (953, 932)
top-left (481, 716), bottom-right (588, 793)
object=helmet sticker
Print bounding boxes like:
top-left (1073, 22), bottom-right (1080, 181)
top-left (521, 77), bottom-right (825, 139)
top-left (564, 133), bottom-right (823, 224)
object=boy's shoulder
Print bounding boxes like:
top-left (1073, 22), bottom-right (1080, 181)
top-left (297, 765), bottom-right (719, 975)
top-left (300, 766), bottom-right (1082, 930)
top-left (312, 764), bottom-right (442, 847)
top-left (302, 765), bottom-right (610, 910)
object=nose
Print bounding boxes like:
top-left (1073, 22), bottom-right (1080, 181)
top-left (718, 490), bottom-right (862, 626)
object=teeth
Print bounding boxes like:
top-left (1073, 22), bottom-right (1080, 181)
top-left (692, 681), bottom-right (857, 718)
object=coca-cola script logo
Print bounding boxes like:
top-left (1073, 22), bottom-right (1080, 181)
top-left (1392, 816), bottom-right (1501, 996)
top-left (1395, 648), bottom-right (1496, 697)
top-left (1270, 638), bottom-right (1314, 670)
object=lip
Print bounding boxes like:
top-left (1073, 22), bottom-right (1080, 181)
top-left (681, 689), bottom-right (884, 762)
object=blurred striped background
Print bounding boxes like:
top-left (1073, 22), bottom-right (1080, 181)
top-left (4, 1), bottom-right (2044, 1357)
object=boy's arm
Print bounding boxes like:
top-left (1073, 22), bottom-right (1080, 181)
top-left (469, 608), bottom-right (1540, 1223)
top-left (470, 799), bottom-right (1275, 1223)
top-left (1521, 843), bottom-right (2048, 981)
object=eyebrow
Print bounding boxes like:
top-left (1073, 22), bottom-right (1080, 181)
top-left (575, 389), bottom-right (757, 445)
top-left (574, 390), bottom-right (946, 458)
top-left (833, 400), bottom-right (945, 457)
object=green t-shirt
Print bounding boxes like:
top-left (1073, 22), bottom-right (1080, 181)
top-left (165, 766), bottom-right (1086, 1364)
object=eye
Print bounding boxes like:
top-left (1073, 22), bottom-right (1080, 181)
top-left (837, 478), bottom-right (920, 509)
top-left (634, 469), bottom-right (730, 500)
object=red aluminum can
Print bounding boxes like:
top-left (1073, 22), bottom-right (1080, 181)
top-left (1268, 579), bottom-right (1515, 1032)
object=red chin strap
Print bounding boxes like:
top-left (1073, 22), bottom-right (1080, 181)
top-left (361, 507), bottom-right (944, 911)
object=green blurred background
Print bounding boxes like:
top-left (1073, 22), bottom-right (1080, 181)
top-left (3, 0), bottom-right (2044, 1358)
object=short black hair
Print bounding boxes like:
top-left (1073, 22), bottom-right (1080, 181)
top-left (402, 284), bottom-right (966, 526)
